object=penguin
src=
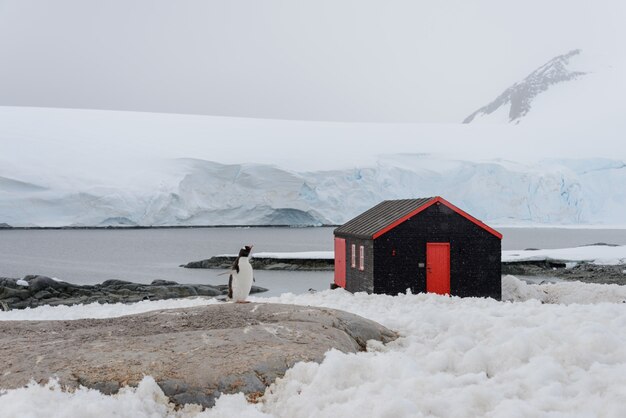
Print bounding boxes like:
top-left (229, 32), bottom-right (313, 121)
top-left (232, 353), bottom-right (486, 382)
top-left (228, 245), bottom-right (254, 303)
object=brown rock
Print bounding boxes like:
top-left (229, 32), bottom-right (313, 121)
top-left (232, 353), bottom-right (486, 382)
top-left (0, 303), bottom-right (397, 408)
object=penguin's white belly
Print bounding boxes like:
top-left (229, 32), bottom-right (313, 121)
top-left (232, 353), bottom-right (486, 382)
top-left (232, 260), bottom-right (253, 301)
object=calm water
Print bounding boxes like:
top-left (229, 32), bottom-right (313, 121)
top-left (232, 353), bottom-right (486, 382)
top-left (0, 227), bottom-right (335, 296)
top-left (1, 227), bottom-right (625, 295)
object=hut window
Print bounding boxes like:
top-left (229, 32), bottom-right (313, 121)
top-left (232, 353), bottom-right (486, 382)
top-left (351, 244), bottom-right (356, 268)
top-left (359, 245), bottom-right (364, 270)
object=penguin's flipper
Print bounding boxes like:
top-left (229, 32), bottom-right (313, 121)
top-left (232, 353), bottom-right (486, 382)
top-left (231, 256), bottom-right (240, 274)
top-left (228, 274), bottom-right (233, 300)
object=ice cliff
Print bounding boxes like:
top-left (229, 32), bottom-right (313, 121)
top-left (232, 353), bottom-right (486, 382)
top-left (1, 155), bottom-right (625, 227)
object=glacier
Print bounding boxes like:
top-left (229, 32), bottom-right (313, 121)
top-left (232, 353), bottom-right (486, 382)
top-left (1, 154), bottom-right (625, 227)
top-left (1, 105), bottom-right (625, 228)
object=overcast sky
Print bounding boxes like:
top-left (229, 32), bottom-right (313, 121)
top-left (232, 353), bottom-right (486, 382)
top-left (1, 0), bottom-right (623, 123)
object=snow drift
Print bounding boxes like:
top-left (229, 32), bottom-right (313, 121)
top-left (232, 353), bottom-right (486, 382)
top-left (2, 276), bottom-right (626, 417)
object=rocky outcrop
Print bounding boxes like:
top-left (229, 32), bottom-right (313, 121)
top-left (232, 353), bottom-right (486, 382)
top-left (502, 262), bottom-right (626, 285)
top-left (0, 276), bottom-right (268, 310)
top-left (463, 49), bottom-right (586, 124)
top-left (0, 303), bottom-right (397, 408)
top-left (184, 255), bottom-right (626, 284)
top-left (0, 223), bottom-right (11, 229)
top-left (182, 256), bottom-right (334, 271)
top-left (501, 260), bottom-right (568, 275)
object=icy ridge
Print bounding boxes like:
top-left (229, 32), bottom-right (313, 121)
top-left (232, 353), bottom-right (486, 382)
top-left (464, 49), bottom-right (586, 124)
top-left (1, 155), bottom-right (626, 227)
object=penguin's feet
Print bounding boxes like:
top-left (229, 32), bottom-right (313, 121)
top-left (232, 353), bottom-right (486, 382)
top-left (235, 300), bottom-right (251, 304)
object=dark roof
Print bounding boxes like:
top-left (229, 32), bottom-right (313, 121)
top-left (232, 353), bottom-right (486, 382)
top-left (334, 197), bottom-right (435, 239)
top-left (334, 196), bottom-right (503, 240)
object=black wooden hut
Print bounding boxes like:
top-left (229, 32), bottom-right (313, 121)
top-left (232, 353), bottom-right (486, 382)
top-left (333, 197), bottom-right (502, 299)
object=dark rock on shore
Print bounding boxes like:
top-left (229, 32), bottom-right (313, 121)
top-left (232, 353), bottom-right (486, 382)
top-left (550, 263), bottom-right (626, 284)
top-left (502, 261), bottom-right (626, 285)
top-left (0, 275), bottom-right (268, 310)
top-left (0, 222), bottom-right (12, 229)
top-left (184, 255), bottom-right (626, 284)
top-left (502, 260), bottom-right (568, 275)
top-left (182, 255), bottom-right (334, 271)
top-left (0, 303), bottom-right (398, 408)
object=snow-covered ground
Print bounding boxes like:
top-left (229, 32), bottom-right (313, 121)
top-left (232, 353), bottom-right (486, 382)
top-left (253, 251), bottom-right (333, 259)
top-left (0, 297), bottom-right (221, 322)
top-left (218, 251), bottom-right (334, 260)
top-left (244, 245), bottom-right (626, 265)
top-left (1, 276), bottom-right (626, 418)
top-left (503, 244), bottom-right (626, 266)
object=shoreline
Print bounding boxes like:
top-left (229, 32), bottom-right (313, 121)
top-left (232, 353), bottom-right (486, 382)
top-left (3, 224), bottom-right (626, 230)
top-left (0, 276), bottom-right (269, 311)
top-left (182, 252), bottom-right (626, 285)
top-left (0, 224), bottom-right (339, 230)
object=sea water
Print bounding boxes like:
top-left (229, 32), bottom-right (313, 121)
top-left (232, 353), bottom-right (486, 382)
top-left (1, 227), bottom-right (625, 296)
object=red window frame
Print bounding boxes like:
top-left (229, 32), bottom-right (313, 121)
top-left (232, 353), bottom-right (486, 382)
top-left (359, 245), bottom-right (364, 271)
top-left (351, 244), bottom-right (356, 268)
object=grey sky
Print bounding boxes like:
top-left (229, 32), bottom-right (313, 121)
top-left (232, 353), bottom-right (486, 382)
top-left (0, 0), bottom-right (623, 122)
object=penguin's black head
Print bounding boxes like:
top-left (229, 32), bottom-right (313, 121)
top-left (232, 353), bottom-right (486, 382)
top-left (239, 245), bottom-right (253, 257)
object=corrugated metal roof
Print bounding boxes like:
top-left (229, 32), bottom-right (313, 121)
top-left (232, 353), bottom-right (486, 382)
top-left (334, 197), bottom-right (435, 239)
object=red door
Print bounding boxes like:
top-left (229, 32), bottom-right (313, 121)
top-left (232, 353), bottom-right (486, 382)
top-left (334, 238), bottom-right (346, 288)
top-left (426, 243), bottom-right (450, 295)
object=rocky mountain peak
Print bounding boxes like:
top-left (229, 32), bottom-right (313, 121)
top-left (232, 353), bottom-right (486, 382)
top-left (463, 49), bottom-right (586, 124)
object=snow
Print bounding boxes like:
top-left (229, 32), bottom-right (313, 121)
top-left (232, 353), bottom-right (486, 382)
top-left (229, 245), bottom-right (626, 265)
top-left (0, 297), bottom-right (219, 321)
top-left (464, 46), bottom-right (626, 129)
top-left (216, 251), bottom-right (334, 260)
top-left (15, 279), bottom-right (28, 287)
top-left (233, 245), bottom-right (626, 264)
top-left (502, 275), bottom-right (626, 304)
top-left (0, 377), bottom-right (180, 418)
top-left (1, 107), bottom-right (626, 228)
top-left (2, 147), bottom-right (626, 228)
top-left (253, 251), bottom-right (333, 259)
top-left (503, 244), bottom-right (626, 265)
top-left (2, 277), bottom-right (626, 417)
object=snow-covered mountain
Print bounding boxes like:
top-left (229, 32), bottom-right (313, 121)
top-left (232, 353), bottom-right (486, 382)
top-left (2, 154), bottom-right (626, 227)
top-left (464, 50), bottom-right (587, 124)
top-left (461, 41), bottom-right (626, 128)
